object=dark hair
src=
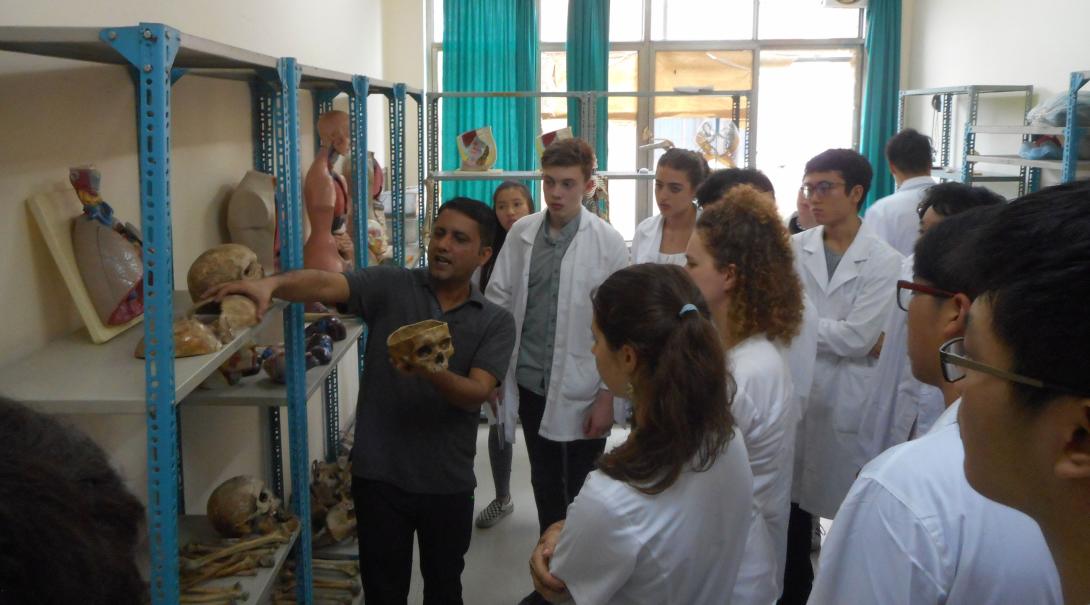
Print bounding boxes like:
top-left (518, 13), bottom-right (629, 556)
top-left (917, 182), bottom-right (1007, 220)
top-left (696, 168), bottom-right (776, 207)
top-left (541, 137), bottom-right (596, 181)
top-left (696, 185), bottom-right (804, 345)
top-left (787, 212), bottom-right (805, 235)
top-left (913, 205), bottom-right (1002, 296)
top-left (971, 180), bottom-right (1090, 406)
top-left (437, 196), bottom-right (497, 250)
top-left (479, 182), bottom-right (537, 292)
top-left (0, 398), bottom-right (147, 604)
top-left (657, 148), bottom-right (710, 191)
top-left (593, 264), bottom-right (737, 495)
top-left (804, 148), bottom-right (873, 210)
top-left (885, 128), bottom-right (933, 175)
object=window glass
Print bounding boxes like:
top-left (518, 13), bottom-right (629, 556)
top-left (610, 0), bottom-right (645, 41)
top-left (758, 0), bottom-right (861, 39)
top-left (651, 0), bottom-right (753, 41)
top-left (756, 48), bottom-right (859, 216)
top-left (540, 1), bottom-right (569, 42)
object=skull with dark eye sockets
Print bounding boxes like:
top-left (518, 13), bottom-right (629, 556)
top-left (387, 320), bottom-right (453, 373)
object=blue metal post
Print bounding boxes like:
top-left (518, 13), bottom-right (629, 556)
top-left (274, 57), bottom-right (314, 605)
top-left (103, 22), bottom-right (181, 605)
top-left (251, 78), bottom-right (286, 499)
top-left (324, 368), bottom-right (340, 461)
top-left (1062, 71), bottom-right (1087, 183)
top-left (350, 76), bottom-right (371, 382)
top-left (411, 92), bottom-right (426, 267)
top-left (390, 84), bottom-right (407, 266)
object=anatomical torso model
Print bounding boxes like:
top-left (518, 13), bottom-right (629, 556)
top-left (304, 110), bottom-right (352, 273)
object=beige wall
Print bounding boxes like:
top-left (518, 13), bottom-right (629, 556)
top-left (900, 0), bottom-right (1090, 189)
top-left (383, 0), bottom-right (428, 188)
top-left (0, 0), bottom-right (426, 513)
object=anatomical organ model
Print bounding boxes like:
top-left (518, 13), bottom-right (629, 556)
top-left (69, 166), bottom-right (144, 326)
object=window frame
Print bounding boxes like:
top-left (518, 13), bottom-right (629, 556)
top-left (427, 0), bottom-right (866, 231)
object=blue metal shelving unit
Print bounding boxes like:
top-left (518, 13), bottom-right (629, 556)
top-left (0, 23), bottom-right (425, 605)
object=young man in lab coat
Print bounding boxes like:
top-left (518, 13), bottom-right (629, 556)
top-left (780, 148), bottom-right (902, 605)
top-left (809, 207), bottom-right (1062, 605)
top-left (855, 183), bottom-right (1006, 470)
top-left (863, 128), bottom-right (936, 256)
top-left (485, 138), bottom-right (628, 605)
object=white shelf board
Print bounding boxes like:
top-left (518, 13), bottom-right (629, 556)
top-left (971, 124), bottom-right (1067, 136)
top-left (0, 291), bottom-right (287, 414)
top-left (967, 154), bottom-right (1090, 171)
top-left (430, 170), bottom-right (655, 181)
top-left (184, 320), bottom-right (364, 407)
top-left (176, 515), bottom-right (299, 605)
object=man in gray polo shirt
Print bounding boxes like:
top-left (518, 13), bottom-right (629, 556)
top-left (206, 197), bottom-right (515, 605)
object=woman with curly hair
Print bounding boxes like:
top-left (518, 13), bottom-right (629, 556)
top-left (684, 184), bottom-right (805, 604)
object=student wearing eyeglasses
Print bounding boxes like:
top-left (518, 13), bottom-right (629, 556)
top-left (781, 149), bottom-right (903, 604)
top-left (957, 182), bottom-right (1090, 605)
top-left (855, 183), bottom-right (1005, 471)
top-left (809, 206), bottom-right (1061, 605)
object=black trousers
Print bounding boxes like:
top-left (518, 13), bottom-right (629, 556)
top-left (778, 502), bottom-right (815, 605)
top-left (518, 386), bottom-right (607, 535)
top-left (352, 477), bottom-right (474, 605)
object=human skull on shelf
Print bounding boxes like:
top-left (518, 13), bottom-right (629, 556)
top-left (187, 243), bottom-right (264, 303)
top-left (206, 475), bottom-right (282, 538)
top-left (387, 320), bottom-right (453, 373)
top-left (190, 295), bottom-right (260, 343)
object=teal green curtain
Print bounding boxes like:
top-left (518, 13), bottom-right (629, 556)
top-left (566, 0), bottom-right (609, 168)
top-left (442, 0), bottom-right (539, 204)
top-left (858, 0), bottom-right (901, 213)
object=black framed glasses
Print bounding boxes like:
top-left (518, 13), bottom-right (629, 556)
top-left (896, 279), bottom-right (957, 312)
top-left (799, 181), bottom-right (846, 200)
top-left (938, 337), bottom-right (1089, 396)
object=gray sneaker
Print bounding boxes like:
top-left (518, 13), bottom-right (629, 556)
top-left (475, 498), bottom-right (514, 528)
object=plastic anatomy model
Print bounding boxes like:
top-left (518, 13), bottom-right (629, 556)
top-left (68, 166), bottom-right (144, 326)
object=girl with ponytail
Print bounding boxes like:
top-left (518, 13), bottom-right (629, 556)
top-left (529, 263), bottom-right (754, 605)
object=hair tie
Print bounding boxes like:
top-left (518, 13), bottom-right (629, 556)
top-left (678, 303), bottom-right (698, 318)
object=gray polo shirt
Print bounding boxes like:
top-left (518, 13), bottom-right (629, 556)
top-left (341, 266), bottom-right (515, 494)
top-left (516, 211), bottom-right (581, 396)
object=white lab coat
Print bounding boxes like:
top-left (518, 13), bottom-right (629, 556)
top-left (728, 336), bottom-right (797, 605)
top-left (791, 225), bottom-right (903, 518)
top-left (809, 421), bottom-right (1062, 605)
top-left (630, 209), bottom-right (697, 266)
top-left (550, 428), bottom-right (754, 605)
top-left (485, 208), bottom-right (629, 443)
top-left (855, 255), bottom-right (946, 469)
top-left (863, 176), bottom-right (935, 256)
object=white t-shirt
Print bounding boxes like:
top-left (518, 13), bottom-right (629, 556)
top-left (727, 335), bottom-right (797, 604)
top-left (810, 422), bottom-right (1062, 605)
top-left (550, 428), bottom-right (753, 605)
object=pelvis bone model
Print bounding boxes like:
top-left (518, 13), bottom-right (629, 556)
top-left (387, 319), bottom-right (453, 373)
top-left (69, 166), bottom-right (144, 326)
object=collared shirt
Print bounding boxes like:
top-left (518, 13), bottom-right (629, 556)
top-left (341, 266), bottom-right (515, 494)
top-left (516, 211), bottom-right (581, 396)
